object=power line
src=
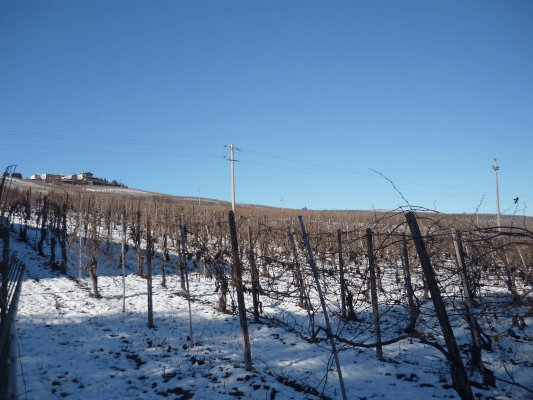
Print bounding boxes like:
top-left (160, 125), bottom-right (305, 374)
top-left (239, 157), bottom-right (496, 202)
top-left (5, 130), bottom-right (529, 210)
top-left (240, 157), bottom-right (386, 186)
top-left (0, 130), bottom-right (221, 150)
top-left (0, 143), bottom-right (222, 158)
top-left (240, 148), bottom-right (490, 196)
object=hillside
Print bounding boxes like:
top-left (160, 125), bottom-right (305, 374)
top-left (6, 210), bottom-right (533, 400)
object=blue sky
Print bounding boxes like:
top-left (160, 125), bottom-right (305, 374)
top-left (1, 1), bottom-right (532, 215)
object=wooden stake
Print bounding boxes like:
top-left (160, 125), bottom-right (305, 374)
top-left (122, 206), bottom-right (126, 313)
top-left (228, 211), bottom-right (252, 371)
top-left (406, 212), bottom-right (474, 400)
top-left (248, 227), bottom-right (260, 323)
top-left (398, 232), bottom-right (418, 331)
top-left (179, 218), bottom-right (194, 348)
top-left (366, 228), bottom-right (383, 360)
top-left (136, 205), bottom-right (144, 277)
top-left (470, 235), bottom-right (482, 296)
top-left (337, 229), bottom-right (346, 319)
top-left (146, 215), bottom-right (153, 328)
top-left (161, 211), bottom-right (168, 288)
top-left (287, 227), bottom-right (315, 337)
top-left (299, 216), bottom-right (347, 400)
top-left (78, 197), bottom-right (83, 281)
top-left (173, 213), bottom-right (186, 292)
top-left (452, 229), bottom-right (484, 378)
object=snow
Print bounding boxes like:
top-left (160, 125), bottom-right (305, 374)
top-left (6, 221), bottom-right (533, 400)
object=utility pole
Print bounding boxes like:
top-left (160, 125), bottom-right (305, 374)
top-left (493, 158), bottom-right (501, 231)
top-left (224, 144), bottom-right (239, 212)
top-left (198, 188), bottom-right (201, 207)
top-left (281, 197), bottom-right (283, 211)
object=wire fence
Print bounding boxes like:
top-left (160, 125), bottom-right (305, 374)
top-left (0, 251), bottom-right (27, 400)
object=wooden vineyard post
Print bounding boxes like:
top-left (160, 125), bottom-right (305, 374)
top-left (516, 245), bottom-right (528, 276)
top-left (470, 234), bottom-right (480, 297)
top-left (248, 227), bottom-right (260, 323)
top-left (366, 228), bottom-right (383, 360)
top-left (37, 195), bottom-right (48, 257)
top-left (405, 212), bottom-right (474, 400)
top-left (161, 212), bottom-right (168, 288)
top-left (78, 197), bottom-right (82, 281)
top-left (398, 232), bottom-right (418, 331)
top-left (84, 195), bottom-right (90, 245)
top-left (122, 206), bottom-right (126, 313)
top-left (289, 227), bottom-right (306, 308)
top-left (298, 216), bottom-right (347, 400)
top-left (287, 227), bottom-right (315, 338)
top-left (136, 206), bottom-right (143, 277)
top-left (60, 199), bottom-right (68, 274)
top-left (173, 213), bottom-right (186, 293)
top-left (337, 229), bottom-right (346, 319)
top-left (452, 230), bottom-right (474, 301)
top-left (228, 211), bottom-right (252, 371)
top-left (179, 218), bottom-right (194, 348)
top-left (452, 229), bottom-right (491, 384)
top-left (452, 230), bottom-right (473, 305)
top-left (34, 192), bottom-right (41, 245)
top-left (146, 216), bottom-right (154, 328)
top-left (106, 197), bottom-right (113, 246)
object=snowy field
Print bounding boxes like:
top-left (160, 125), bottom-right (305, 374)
top-left (7, 223), bottom-right (533, 400)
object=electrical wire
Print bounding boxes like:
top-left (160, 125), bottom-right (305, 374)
top-left (3, 128), bottom-right (529, 207)
top-left (0, 130), bottom-right (221, 150)
top-left (240, 147), bottom-right (490, 196)
top-left (238, 157), bottom-right (495, 202)
top-left (0, 143), bottom-right (223, 158)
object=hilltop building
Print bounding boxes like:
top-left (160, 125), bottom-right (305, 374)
top-left (63, 173), bottom-right (78, 184)
top-left (30, 173), bottom-right (64, 182)
top-left (29, 171), bottom-right (118, 186)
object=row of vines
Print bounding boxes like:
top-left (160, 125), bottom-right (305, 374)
top-left (2, 186), bottom-right (533, 400)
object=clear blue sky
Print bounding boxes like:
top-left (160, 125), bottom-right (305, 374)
top-left (1, 1), bottom-right (532, 215)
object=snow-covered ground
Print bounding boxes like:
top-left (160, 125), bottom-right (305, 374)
top-left (7, 223), bottom-right (533, 400)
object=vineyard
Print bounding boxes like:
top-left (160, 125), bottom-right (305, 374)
top-left (2, 186), bottom-right (533, 400)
